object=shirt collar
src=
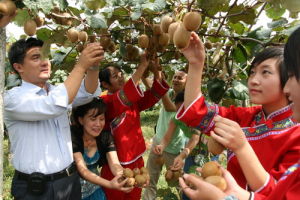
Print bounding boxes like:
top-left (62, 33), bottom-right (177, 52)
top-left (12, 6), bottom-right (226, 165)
top-left (21, 80), bottom-right (51, 94)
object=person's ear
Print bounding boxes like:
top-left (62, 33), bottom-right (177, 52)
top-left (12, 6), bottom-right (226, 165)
top-left (13, 63), bottom-right (24, 73)
top-left (101, 81), bottom-right (109, 89)
top-left (78, 117), bottom-right (84, 125)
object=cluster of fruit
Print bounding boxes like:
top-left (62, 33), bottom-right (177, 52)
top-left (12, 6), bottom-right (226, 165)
top-left (0, 0), bottom-right (16, 27)
top-left (186, 161), bottom-right (227, 191)
top-left (165, 168), bottom-right (183, 183)
top-left (119, 167), bottom-right (150, 188)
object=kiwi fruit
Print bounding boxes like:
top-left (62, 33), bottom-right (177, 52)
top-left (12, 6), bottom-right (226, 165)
top-left (205, 176), bottom-right (227, 191)
top-left (24, 19), bottom-right (37, 36)
top-left (173, 23), bottom-right (191, 49)
top-left (123, 168), bottom-right (134, 178)
top-left (61, 12), bottom-right (72, 26)
top-left (172, 170), bottom-right (182, 181)
top-left (89, 34), bottom-right (97, 43)
top-left (78, 31), bottom-right (88, 42)
top-left (35, 16), bottom-right (44, 27)
top-left (140, 167), bottom-right (149, 174)
top-left (67, 28), bottom-right (79, 43)
top-left (160, 15), bottom-right (173, 33)
top-left (135, 174), bottom-right (146, 187)
top-left (158, 33), bottom-right (169, 46)
top-left (138, 34), bottom-right (149, 49)
top-left (204, 41), bottom-right (213, 50)
top-left (155, 156), bottom-right (165, 165)
top-left (0, 0), bottom-right (16, 16)
top-left (107, 41), bottom-right (116, 53)
top-left (183, 12), bottom-right (202, 31)
top-left (76, 43), bottom-right (84, 52)
top-left (133, 168), bottom-right (140, 176)
top-left (201, 161), bottom-right (222, 178)
top-left (153, 24), bottom-right (162, 35)
top-left (142, 173), bottom-right (150, 182)
top-left (207, 137), bottom-right (225, 155)
top-left (165, 169), bottom-right (173, 181)
top-left (100, 36), bottom-right (111, 49)
top-left (168, 22), bottom-right (180, 43)
top-left (125, 177), bottom-right (135, 187)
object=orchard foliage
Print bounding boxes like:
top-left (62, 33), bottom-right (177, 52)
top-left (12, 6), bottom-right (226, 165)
top-left (3, 0), bottom-right (300, 104)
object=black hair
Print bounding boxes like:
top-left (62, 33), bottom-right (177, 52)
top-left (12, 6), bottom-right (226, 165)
top-left (99, 65), bottom-right (122, 85)
top-left (72, 97), bottom-right (107, 128)
top-left (8, 37), bottom-right (44, 66)
top-left (174, 90), bottom-right (184, 104)
top-left (249, 46), bottom-right (287, 88)
top-left (284, 26), bottom-right (300, 81)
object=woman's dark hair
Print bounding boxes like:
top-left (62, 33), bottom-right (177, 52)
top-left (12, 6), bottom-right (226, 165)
top-left (99, 65), bottom-right (122, 85)
top-left (8, 37), bottom-right (44, 66)
top-left (248, 47), bottom-right (287, 88)
top-left (72, 97), bottom-right (107, 128)
top-left (174, 91), bottom-right (184, 104)
top-left (284, 26), bottom-right (300, 81)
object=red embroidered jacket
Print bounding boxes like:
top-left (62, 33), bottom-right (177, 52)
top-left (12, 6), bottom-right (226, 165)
top-left (254, 160), bottom-right (300, 200)
top-left (176, 95), bottom-right (300, 189)
top-left (101, 78), bottom-right (169, 164)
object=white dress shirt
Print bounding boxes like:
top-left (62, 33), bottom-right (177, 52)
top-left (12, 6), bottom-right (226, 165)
top-left (4, 80), bottom-right (101, 174)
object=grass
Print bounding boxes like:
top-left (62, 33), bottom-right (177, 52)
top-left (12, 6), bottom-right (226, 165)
top-left (3, 107), bottom-right (181, 200)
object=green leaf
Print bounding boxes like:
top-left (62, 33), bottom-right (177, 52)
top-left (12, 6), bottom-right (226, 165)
top-left (23, 0), bottom-right (53, 14)
top-left (13, 9), bottom-right (31, 26)
top-left (207, 78), bottom-right (226, 103)
top-left (53, 0), bottom-right (68, 10)
top-left (267, 18), bottom-right (288, 29)
top-left (265, 3), bottom-right (285, 20)
top-left (131, 10), bottom-right (142, 20)
top-left (228, 22), bottom-right (245, 35)
top-left (256, 28), bottom-right (272, 40)
top-left (232, 44), bottom-right (248, 64)
top-left (6, 73), bottom-right (21, 89)
top-left (228, 80), bottom-right (248, 100)
top-left (36, 28), bottom-right (52, 41)
top-left (87, 14), bottom-right (108, 28)
top-left (41, 40), bottom-right (52, 60)
top-left (142, 0), bottom-right (166, 12)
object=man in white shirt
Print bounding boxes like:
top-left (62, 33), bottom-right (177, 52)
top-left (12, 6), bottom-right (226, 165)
top-left (4, 37), bottom-right (104, 199)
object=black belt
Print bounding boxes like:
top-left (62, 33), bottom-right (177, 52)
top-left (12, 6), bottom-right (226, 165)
top-left (15, 162), bottom-right (77, 182)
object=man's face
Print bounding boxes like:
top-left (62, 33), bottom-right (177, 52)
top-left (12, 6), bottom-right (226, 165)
top-left (14, 47), bottom-right (51, 87)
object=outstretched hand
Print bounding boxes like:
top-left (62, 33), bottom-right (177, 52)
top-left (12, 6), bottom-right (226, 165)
top-left (77, 43), bottom-right (104, 70)
top-left (110, 174), bottom-right (133, 193)
top-left (180, 32), bottom-right (205, 66)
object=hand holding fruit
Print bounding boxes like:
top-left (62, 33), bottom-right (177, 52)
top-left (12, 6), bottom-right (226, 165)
top-left (77, 43), bottom-right (104, 70)
top-left (139, 52), bottom-right (150, 69)
top-left (110, 174), bottom-right (133, 193)
top-left (211, 115), bottom-right (248, 153)
top-left (172, 156), bottom-right (184, 171)
top-left (181, 32), bottom-right (205, 67)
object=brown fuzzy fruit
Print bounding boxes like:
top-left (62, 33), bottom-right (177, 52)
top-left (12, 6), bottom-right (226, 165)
top-left (158, 33), bottom-right (169, 46)
top-left (138, 34), bottom-right (149, 49)
top-left (35, 16), bottom-right (44, 27)
top-left (24, 20), bottom-right (37, 36)
top-left (143, 173), bottom-right (150, 182)
top-left (107, 41), bottom-right (116, 53)
top-left (165, 170), bottom-right (173, 181)
top-left (173, 23), bottom-right (191, 49)
top-left (204, 41), bottom-right (213, 50)
top-left (61, 12), bottom-right (72, 26)
top-left (125, 177), bottom-right (135, 187)
top-left (78, 31), bottom-right (88, 42)
top-left (183, 12), bottom-right (202, 31)
top-left (168, 22), bottom-right (180, 43)
top-left (133, 168), bottom-right (140, 176)
top-left (89, 34), bottom-right (97, 43)
top-left (201, 161), bottom-right (222, 178)
top-left (160, 15), bottom-right (173, 33)
top-left (172, 170), bottom-right (182, 181)
top-left (140, 167), bottom-right (149, 174)
top-left (77, 43), bottom-right (84, 52)
top-left (123, 168), bottom-right (134, 178)
top-left (135, 174), bottom-right (146, 187)
top-left (67, 28), bottom-right (79, 43)
top-left (153, 24), bottom-right (162, 35)
top-left (207, 137), bottom-right (225, 155)
top-left (100, 36), bottom-right (111, 49)
top-left (205, 176), bottom-right (227, 191)
top-left (0, 0), bottom-right (16, 16)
